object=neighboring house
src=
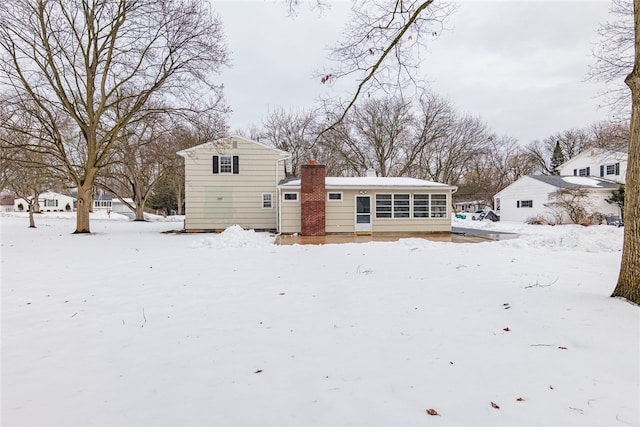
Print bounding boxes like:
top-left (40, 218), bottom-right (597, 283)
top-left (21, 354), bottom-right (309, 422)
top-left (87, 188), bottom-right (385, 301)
top-left (14, 191), bottom-right (76, 212)
top-left (92, 193), bottom-right (113, 211)
top-left (493, 175), bottom-right (620, 223)
top-left (178, 136), bottom-right (457, 235)
top-left (0, 193), bottom-right (16, 212)
top-left (558, 148), bottom-right (627, 184)
top-left (278, 164), bottom-right (457, 235)
top-left (178, 135), bottom-right (290, 232)
top-left (453, 200), bottom-right (488, 213)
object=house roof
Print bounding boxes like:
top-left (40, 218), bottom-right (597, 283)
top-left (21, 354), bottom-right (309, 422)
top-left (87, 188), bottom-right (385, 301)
top-left (279, 176), bottom-right (455, 190)
top-left (176, 135), bottom-right (290, 157)
top-left (529, 175), bottom-right (620, 189)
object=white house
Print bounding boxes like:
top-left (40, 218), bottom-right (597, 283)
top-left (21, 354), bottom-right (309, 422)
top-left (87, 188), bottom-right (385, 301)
top-left (493, 175), bottom-right (620, 223)
top-left (558, 148), bottom-right (627, 184)
top-left (14, 191), bottom-right (76, 212)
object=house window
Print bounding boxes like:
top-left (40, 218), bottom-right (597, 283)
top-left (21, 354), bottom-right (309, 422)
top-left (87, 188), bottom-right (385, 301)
top-left (283, 192), bottom-right (298, 202)
top-left (606, 163), bottom-right (620, 176)
top-left (327, 192), bottom-right (343, 201)
top-left (44, 199), bottom-right (58, 207)
top-left (262, 193), bottom-right (273, 209)
top-left (213, 155), bottom-right (239, 174)
top-left (430, 194), bottom-right (447, 218)
top-left (219, 155), bottom-right (233, 173)
top-left (413, 194), bottom-right (429, 218)
top-left (578, 167), bottom-right (590, 176)
top-left (375, 194), bottom-right (392, 218)
top-left (517, 200), bottom-right (533, 208)
top-left (376, 194), bottom-right (411, 219)
top-left (393, 194), bottom-right (410, 218)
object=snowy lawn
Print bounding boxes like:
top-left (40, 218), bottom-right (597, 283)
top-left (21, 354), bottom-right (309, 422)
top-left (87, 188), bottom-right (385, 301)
top-left (1, 213), bottom-right (638, 426)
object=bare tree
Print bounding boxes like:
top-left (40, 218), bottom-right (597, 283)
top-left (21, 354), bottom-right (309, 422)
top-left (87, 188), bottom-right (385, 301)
top-left (262, 107), bottom-right (320, 176)
top-left (588, 0), bottom-right (634, 119)
top-left (313, 0), bottom-right (453, 139)
top-left (544, 188), bottom-right (592, 225)
top-left (96, 113), bottom-right (169, 221)
top-left (525, 128), bottom-right (596, 174)
top-left (415, 109), bottom-right (492, 185)
top-left (590, 120), bottom-right (630, 149)
top-left (611, 0), bottom-right (640, 304)
top-left (459, 135), bottom-right (534, 208)
top-left (323, 97), bottom-right (416, 177)
top-left (0, 0), bottom-right (229, 233)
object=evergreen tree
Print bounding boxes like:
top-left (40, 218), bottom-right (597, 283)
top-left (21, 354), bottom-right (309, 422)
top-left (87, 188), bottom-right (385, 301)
top-left (606, 184), bottom-right (625, 222)
top-left (550, 141), bottom-right (566, 175)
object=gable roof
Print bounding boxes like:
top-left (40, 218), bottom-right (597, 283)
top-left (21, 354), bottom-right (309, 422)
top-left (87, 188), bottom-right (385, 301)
top-left (279, 176), bottom-right (456, 190)
top-left (528, 175), bottom-right (620, 190)
top-left (559, 147), bottom-right (628, 169)
top-left (176, 135), bottom-right (290, 157)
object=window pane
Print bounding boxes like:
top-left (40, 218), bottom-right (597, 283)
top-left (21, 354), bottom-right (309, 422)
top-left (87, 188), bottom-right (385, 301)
top-left (394, 194), bottom-right (410, 218)
top-left (357, 197), bottom-right (370, 213)
top-left (430, 194), bottom-right (447, 218)
top-left (284, 193), bottom-right (298, 201)
top-left (375, 194), bottom-right (391, 218)
top-left (220, 156), bottom-right (233, 173)
top-left (356, 214), bottom-right (370, 224)
top-left (263, 194), bottom-right (272, 208)
top-left (328, 192), bottom-right (342, 201)
top-left (413, 194), bottom-right (429, 218)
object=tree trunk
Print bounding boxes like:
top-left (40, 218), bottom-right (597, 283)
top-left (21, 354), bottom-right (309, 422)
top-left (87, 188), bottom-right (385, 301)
top-left (612, 0), bottom-right (640, 304)
top-left (28, 205), bottom-right (36, 228)
top-left (75, 184), bottom-right (93, 233)
top-left (176, 188), bottom-right (184, 215)
top-left (134, 203), bottom-right (146, 221)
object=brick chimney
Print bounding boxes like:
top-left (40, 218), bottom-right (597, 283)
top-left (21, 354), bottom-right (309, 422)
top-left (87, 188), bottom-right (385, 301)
top-left (300, 161), bottom-right (326, 236)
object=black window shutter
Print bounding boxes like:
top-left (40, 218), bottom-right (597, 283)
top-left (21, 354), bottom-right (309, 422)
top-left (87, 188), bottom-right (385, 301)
top-left (573, 169), bottom-right (577, 176)
top-left (600, 165), bottom-right (604, 177)
top-left (213, 156), bottom-right (219, 174)
top-left (615, 162), bottom-right (620, 175)
top-left (232, 156), bottom-right (239, 174)
top-left (586, 167), bottom-right (590, 176)
top-left (517, 201), bottom-right (520, 208)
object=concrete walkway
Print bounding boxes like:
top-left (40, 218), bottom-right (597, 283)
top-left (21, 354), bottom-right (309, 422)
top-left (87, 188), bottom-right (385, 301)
top-left (276, 227), bottom-right (517, 245)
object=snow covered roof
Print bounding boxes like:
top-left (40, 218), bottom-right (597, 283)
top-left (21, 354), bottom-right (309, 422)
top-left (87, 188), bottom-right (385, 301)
top-left (530, 175), bottom-right (620, 189)
top-left (279, 176), bottom-right (454, 189)
top-left (177, 135), bottom-right (290, 157)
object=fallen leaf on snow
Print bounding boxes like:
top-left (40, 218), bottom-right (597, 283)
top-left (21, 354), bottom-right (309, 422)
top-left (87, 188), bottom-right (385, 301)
top-left (503, 327), bottom-right (510, 332)
top-left (491, 402), bottom-right (500, 409)
top-left (426, 409), bottom-right (439, 416)
top-left (558, 346), bottom-right (568, 350)
top-left (254, 369), bottom-right (263, 374)
top-left (516, 397), bottom-right (525, 401)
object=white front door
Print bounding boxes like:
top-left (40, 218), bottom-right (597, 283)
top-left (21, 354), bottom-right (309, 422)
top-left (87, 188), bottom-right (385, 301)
top-left (355, 195), bottom-right (372, 234)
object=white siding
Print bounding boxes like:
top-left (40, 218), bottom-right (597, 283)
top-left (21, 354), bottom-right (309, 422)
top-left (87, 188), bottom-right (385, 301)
top-left (495, 176), bottom-right (620, 223)
top-left (181, 136), bottom-right (289, 231)
top-left (495, 177), bottom-right (559, 222)
top-left (559, 149), bottom-right (627, 184)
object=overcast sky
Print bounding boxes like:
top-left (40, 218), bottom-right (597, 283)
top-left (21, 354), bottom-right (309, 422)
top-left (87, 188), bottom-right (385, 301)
top-left (212, 1), bottom-right (617, 144)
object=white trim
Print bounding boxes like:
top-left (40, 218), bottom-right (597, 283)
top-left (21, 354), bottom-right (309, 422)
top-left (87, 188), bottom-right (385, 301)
top-left (355, 195), bottom-right (372, 233)
top-left (262, 193), bottom-right (273, 209)
top-left (283, 192), bottom-right (299, 202)
top-left (327, 192), bottom-right (343, 202)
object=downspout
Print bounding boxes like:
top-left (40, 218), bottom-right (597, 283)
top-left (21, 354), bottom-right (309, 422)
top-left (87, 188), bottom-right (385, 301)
top-left (275, 156), bottom-right (291, 234)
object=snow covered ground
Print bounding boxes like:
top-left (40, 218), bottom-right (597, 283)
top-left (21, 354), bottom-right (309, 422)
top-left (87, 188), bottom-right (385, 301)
top-left (1, 212), bottom-right (638, 426)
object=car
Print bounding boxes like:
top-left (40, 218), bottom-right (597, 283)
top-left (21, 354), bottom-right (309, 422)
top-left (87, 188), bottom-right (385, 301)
top-left (471, 210), bottom-right (485, 220)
